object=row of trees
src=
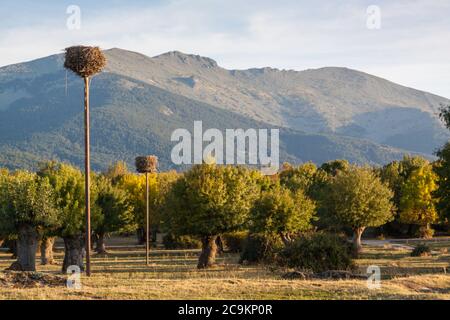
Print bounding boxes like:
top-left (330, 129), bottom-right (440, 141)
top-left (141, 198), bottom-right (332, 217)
top-left (0, 161), bottom-right (177, 272)
top-left (163, 155), bottom-right (447, 267)
top-left (0, 154), bottom-right (448, 271)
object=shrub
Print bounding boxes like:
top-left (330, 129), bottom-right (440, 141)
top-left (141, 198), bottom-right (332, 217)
top-left (239, 234), bottom-right (282, 264)
top-left (162, 234), bottom-right (202, 250)
top-left (416, 226), bottom-right (435, 239)
top-left (411, 243), bottom-right (431, 257)
top-left (279, 233), bottom-right (354, 273)
top-left (223, 232), bottom-right (248, 253)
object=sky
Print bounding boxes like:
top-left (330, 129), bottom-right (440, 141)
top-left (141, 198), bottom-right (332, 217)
top-left (1, 0), bottom-right (449, 98)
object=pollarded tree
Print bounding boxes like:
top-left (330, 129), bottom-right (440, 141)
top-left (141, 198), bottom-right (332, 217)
top-left (250, 184), bottom-right (316, 245)
top-left (0, 171), bottom-right (58, 271)
top-left (164, 164), bottom-right (260, 268)
top-left (435, 143), bottom-right (450, 226)
top-left (93, 175), bottom-right (136, 253)
top-left (327, 166), bottom-right (395, 256)
top-left (0, 169), bottom-right (8, 247)
top-left (434, 105), bottom-right (450, 227)
top-left (149, 171), bottom-right (180, 236)
top-left (378, 156), bottom-right (430, 236)
top-left (117, 173), bottom-right (149, 244)
top-left (399, 164), bottom-right (438, 238)
top-left (38, 162), bottom-right (87, 272)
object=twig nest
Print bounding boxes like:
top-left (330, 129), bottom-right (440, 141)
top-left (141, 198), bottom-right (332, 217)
top-left (64, 46), bottom-right (106, 78)
top-left (135, 156), bottom-right (158, 173)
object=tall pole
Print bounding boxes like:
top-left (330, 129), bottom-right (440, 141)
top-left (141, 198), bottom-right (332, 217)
top-left (146, 172), bottom-right (150, 266)
top-left (84, 77), bottom-right (92, 276)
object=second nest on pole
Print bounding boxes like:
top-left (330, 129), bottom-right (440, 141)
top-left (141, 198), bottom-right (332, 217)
top-left (64, 46), bottom-right (106, 78)
top-left (135, 156), bottom-right (159, 174)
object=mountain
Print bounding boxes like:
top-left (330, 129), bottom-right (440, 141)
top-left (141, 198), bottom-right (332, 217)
top-left (0, 48), bottom-right (446, 171)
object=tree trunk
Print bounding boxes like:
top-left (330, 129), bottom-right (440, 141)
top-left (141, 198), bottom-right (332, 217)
top-left (4, 239), bottom-right (17, 258)
top-left (95, 232), bottom-right (107, 254)
top-left (9, 224), bottom-right (38, 271)
top-left (352, 227), bottom-right (365, 257)
top-left (40, 237), bottom-right (56, 265)
top-left (136, 228), bottom-right (146, 245)
top-left (62, 235), bottom-right (85, 273)
top-left (91, 233), bottom-right (98, 250)
top-left (280, 233), bottom-right (292, 246)
top-left (216, 235), bottom-right (224, 255)
top-left (197, 235), bottom-right (217, 269)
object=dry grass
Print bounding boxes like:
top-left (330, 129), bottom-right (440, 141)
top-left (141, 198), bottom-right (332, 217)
top-left (0, 239), bottom-right (449, 300)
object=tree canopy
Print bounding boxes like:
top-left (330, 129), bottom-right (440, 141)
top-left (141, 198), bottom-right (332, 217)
top-left (250, 184), bottom-right (316, 244)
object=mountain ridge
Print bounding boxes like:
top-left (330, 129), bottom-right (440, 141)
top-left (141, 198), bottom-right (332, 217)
top-left (0, 48), bottom-right (446, 171)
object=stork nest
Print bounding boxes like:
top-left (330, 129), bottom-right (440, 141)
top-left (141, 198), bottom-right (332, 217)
top-left (64, 46), bottom-right (106, 78)
top-left (135, 156), bottom-right (158, 173)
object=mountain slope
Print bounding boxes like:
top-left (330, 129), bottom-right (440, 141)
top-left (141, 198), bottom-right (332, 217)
top-left (0, 49), bottom-right (442, 171)
top-left (104, 48), bottom-right (450, 154)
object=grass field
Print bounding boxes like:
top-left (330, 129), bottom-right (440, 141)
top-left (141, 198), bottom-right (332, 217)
top-left (0, 238), bottom-right (449, 300)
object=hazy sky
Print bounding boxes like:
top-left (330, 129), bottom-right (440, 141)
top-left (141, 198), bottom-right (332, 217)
top-left (1, 0), bottom-right (449, 97)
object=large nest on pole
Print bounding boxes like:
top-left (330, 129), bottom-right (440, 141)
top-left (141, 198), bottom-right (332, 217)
top-left (135, 156), bottom-right (158, 173)
top-left (64, 46), bottom-right (106, 78)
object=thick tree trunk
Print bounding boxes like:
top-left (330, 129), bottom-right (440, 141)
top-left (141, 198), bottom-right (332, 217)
top-left (62, 235), bottom-right (85, 273)
top-left (352, 227), bottom-right (365, 257)
top-left (197, 235), bottom-right (218, 269)
top-left (95, 232), bottom-right (107, 254)
top-left (40, 237), bottom-right (56, 265)
top-left (9, 224), bottom-right (38, 271)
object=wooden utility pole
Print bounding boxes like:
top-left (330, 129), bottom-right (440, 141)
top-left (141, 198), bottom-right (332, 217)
top-left (64, 46), bottom-right (106, 276)
top-left (135, 155), bottom-right (158, 266)
top-left (84, 77), bottom-right (92, 276)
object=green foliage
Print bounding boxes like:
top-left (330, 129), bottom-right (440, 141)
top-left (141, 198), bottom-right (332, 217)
top-left (411, 243), bottom-right (431, 257)
top-left (116, 173), bottom-right (148, 230)
top-left (239, 234), bottom-right (282, 264)
top-left (164, 164), bottom-right (260, 237)
top-left (151, 171), bottom-right (180, 231)
top-left (379, 155), bottom-right (430, 209)
top-left (279, 233), bottom-right (354, 272)
top-left (280, 163), bottom-right (332, 230)
top-left (222, 231), bottom-right (248, 253)
top-left (399, 163), bottom-right (438, 233)
top-left (250, 185), bottom-right (316, 243)
top-left (0, 170), bottom-right (58, 236)
top-left (37, 162), bottom-right (86, 237)
top-left (104, 161), bottom-right (129, 184)
top-left (434, 142), bottom-right (450, 222)
top-left (93, 175), bottom-right (136, 235)
top-left (162, 233), bottom-right (202, 249)
top-left (439, 104), bottom-right (450, 130)
top-left (319, 160), bottom-right (350, 176)
top-left (327, 165), bottom-right (395, 230)
top-left (279, 162), bottom-right (318, 193)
